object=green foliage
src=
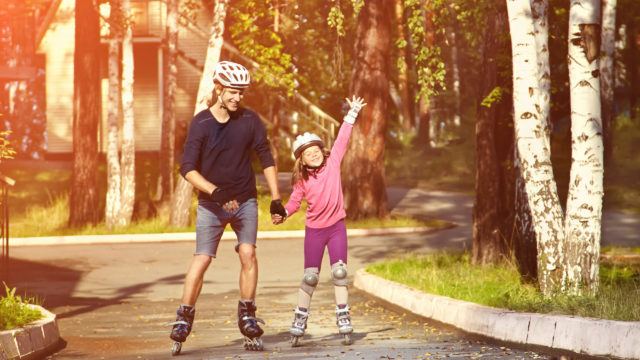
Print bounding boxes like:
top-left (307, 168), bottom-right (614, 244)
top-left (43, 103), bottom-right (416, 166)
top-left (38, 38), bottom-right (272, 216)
top-left (229, 0), bottom-right (297, 96)
top-left (368, 253), bottom-right (640, 321)
top-left (480, 86), bottom-right (504, 108)
top-left (0, 284), bottom-right (43, 331)
top-left (0, 130), bottom-right (16, 162)
top-left (349, 0), bottom-right (364, 16)
top-left (327, 4), bottom-right (345, 37)
top-left (402, 0), bottom-right (447, 101)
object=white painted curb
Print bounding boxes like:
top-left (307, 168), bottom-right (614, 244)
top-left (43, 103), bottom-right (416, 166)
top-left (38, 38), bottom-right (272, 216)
top-left (0, 305), bottom-right (60, 360)
top-left (354, 269), bottom-right (640, 359)
top-left (9, 227), bottom-right (435, 247)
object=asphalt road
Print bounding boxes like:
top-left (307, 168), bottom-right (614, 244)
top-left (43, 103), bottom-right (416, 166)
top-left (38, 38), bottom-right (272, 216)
top-left (7, 186), bottom-right (630, 359)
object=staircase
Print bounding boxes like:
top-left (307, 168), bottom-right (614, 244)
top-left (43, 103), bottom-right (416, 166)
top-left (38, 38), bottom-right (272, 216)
top-left (175, 14), bottom-right (340, 153)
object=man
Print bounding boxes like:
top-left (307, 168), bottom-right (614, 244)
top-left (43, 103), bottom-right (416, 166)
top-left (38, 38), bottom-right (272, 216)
top-left (169, 61), bottom-right (286, 354)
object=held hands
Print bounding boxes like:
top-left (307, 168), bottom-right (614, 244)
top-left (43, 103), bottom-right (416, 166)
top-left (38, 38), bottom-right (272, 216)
top-left (270, 199), bottom-right (287, 225)
top-left (343, 95), bottom-right (367, 125)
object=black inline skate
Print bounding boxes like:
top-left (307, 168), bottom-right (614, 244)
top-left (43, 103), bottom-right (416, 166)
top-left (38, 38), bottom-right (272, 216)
top-left (237, 300), bottom-right (265, 351)
top-left (168, 305), bottom-right (195, 355)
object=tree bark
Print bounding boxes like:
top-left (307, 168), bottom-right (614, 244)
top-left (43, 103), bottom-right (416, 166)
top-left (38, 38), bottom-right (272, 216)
top-left (159, 0), bottom-right (178, 203)
top-left (600, 0), bottom-right (617, 163)
top-left (506, 0), bottom-right (565, 296)
top-left (105, 0), bottom-right (122, 229)
top-left (512, 0), bottom-right (551, 281)
top-left (473, 2), bottom-right (512, 265)
top-left (342, 0), bottom-right (391, 219)
top-left (394, 0), bottom-right (413, 131)
top-left (118, 0), bottom-right (135, 226)
top-left (625, 24), bottom-right (638, 119)
top-left (69, 0), bottom-right (101, 227)
top-left (170, 0), bottom-right (230, 227)
top-left (564, 0), bottom-right (604, 295)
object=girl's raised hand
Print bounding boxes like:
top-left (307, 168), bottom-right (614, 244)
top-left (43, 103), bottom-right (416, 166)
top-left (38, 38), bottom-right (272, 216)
top-left (344, 95), bottom-right (367, 124)
top-left (346, 95), bottom-right (367, 112)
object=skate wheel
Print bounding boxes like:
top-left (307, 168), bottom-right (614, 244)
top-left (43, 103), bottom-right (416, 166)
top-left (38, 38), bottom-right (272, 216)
top-left (290, 335), bottom-right (300, 347)
top-left (244, 337), bottom-right (264, 351)
top-left (171, 341), bottom-right (182, 356)
top-left (342, 333), bottom-right (352, 345)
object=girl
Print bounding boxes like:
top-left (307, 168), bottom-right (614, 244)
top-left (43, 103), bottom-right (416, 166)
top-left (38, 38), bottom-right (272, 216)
top-left (272, 95), bottom-right (366, 346)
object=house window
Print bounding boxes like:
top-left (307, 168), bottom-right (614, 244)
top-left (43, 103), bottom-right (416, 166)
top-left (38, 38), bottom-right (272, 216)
top-left (131, 1), bottom-right (150, 36)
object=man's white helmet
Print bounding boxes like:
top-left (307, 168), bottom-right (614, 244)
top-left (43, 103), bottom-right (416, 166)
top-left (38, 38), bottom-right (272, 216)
top-left (292, 132), bottom-right (324, 159)
top-left (213, 61), bottom-right (251, 89)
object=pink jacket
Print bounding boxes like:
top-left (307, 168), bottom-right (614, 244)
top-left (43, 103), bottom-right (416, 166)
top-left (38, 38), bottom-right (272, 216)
top-left (284, 123), bottom-right (353, 228)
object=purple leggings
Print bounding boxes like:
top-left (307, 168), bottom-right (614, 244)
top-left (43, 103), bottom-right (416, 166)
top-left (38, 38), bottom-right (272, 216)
top-left (304, 219), bottom-right (348, 269)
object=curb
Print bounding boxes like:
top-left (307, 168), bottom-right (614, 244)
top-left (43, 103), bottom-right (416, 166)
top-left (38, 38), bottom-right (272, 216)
top-left (0, 305), bottom-right (60, 360)
top-left (354, 269), bottom-right (640, 359)
top-left (9, 226), bottom-right (436, 247)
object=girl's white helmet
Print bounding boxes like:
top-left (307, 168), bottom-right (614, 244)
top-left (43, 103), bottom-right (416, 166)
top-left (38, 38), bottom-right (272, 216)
top-left (213, 61), bottom-right (251, 88)
top-left (292, 132), bottom-right (324, 159)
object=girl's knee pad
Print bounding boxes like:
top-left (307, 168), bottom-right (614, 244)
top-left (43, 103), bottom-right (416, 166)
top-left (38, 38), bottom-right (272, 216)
top-left (300, 267), bottom-right (319, 295)
top-left (331, 260), bottom-right (348, 286)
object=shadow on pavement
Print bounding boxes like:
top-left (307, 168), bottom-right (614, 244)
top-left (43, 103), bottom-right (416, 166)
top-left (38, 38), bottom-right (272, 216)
top-left (4, 257), bottom-right (185, 319)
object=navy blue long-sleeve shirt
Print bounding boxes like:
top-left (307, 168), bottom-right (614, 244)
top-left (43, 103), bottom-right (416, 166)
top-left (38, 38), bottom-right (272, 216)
top-left (180, 108), bottom-right (275, 206)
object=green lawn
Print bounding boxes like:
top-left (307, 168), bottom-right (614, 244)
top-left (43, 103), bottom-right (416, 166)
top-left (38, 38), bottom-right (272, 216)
top-left (368, 253), bottom-right (640, 321)
top-left (3, 160), bottom-right (447, 237)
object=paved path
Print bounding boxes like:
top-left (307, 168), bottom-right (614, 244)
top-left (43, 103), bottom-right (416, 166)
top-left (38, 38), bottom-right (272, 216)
top-left (8, 186), bottom-right (635, 359)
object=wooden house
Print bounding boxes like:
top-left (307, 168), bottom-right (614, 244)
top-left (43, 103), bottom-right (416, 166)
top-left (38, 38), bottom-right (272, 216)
top-left (37, 0), bottom-right (210, 155)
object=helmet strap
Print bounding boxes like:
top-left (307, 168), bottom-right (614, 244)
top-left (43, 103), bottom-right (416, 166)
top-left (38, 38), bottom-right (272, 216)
top-left (217, 87), bottom-right (230, 111)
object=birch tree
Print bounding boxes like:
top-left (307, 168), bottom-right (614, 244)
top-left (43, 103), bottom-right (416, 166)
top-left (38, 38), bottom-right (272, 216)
top-left (447, 5), bottom-right (462, 127)
top-left (105, 0), bottom-right (123, 229)
top-left (564, 0), bottom-right (604, 295)
top-left (600, 0), bottom-right (617, 162)
top-left (170, 0), bottom-right (230, 227)
top-left (158, 0), bottom-right (178, 203)
top-left (69, 0), bottom-right (101, 227)
top-left (512, 0), bottom-right (551, 280)
top-left (118, 0), bottom-right (136, 226)
top-left (506, 0), bottom-right (566, 296)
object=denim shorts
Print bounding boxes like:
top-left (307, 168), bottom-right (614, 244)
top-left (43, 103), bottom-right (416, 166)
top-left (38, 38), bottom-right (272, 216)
top-left (195, 198), bottom-right (258, 258)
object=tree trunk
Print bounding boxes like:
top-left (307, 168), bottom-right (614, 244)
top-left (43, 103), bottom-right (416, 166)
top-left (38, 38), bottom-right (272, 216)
top-left (69, 0), bottom-right (101, 227)
top-left (472, 2), bottom-right (512, 265)
top-left (600, 0), bottom-right (616, 162)
top-left (626, 24), bottom-right (638, 119)
top-left (342, 0), bottom-right (391, 219)
top-left (447, 7), bottom-right (461, 127)
top-left (159, 0), bottom-right (178, 203)
top-left (170, 0), bottom-right (230, 227)
top-left (105, 0), bottom-right (122, 229)
top-left (512, 0), bottom-right (551, 281)
top-left (118, 0), bottom-right (135, 226)
top-left (394, 0), bottom-right (413, 131)
top-left (564, 0), bottom-right (604, 295)
top-left (506, 0), bottom-right (565, 296)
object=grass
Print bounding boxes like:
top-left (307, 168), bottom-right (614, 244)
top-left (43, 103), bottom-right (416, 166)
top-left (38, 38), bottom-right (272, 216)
top-left (367, 253), bottom-right (640, 321)
top-left (3, 160), bottom-right (446, 237)
top-left (8, 191), bottom-right (446, 237)
top-left (0, 284), bottom-right (43, 331)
